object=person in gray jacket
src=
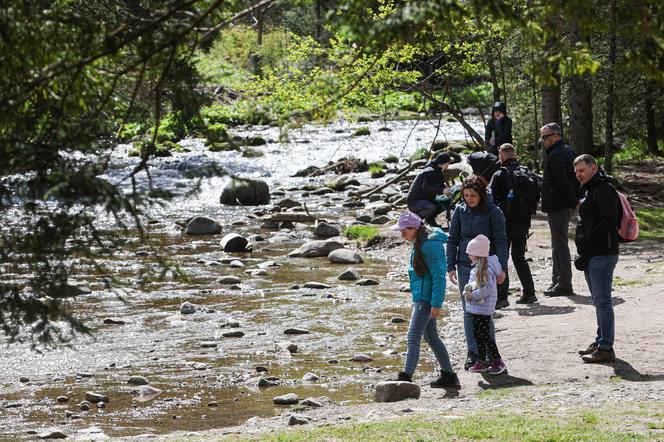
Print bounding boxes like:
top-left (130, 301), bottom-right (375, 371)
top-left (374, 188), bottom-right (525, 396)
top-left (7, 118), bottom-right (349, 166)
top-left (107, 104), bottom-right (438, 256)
top-left (407, 152), bottom-right (452, 228)
top-left (446, 175), bottom-right (508, 370)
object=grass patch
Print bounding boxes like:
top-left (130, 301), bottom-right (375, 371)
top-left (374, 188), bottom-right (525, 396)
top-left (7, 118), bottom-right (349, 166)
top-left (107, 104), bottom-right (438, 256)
top-left (613, 276), bottom-right (640, 287)
top-left (352, 126), bottom-right (371, 137)
top-left (637, 208), bottom-right (664, 240)
top-left (234, 411), bottom-right (653, 442)
top-left (476, 386), bottom-right (518, 399)
top-left (343, 225), bottom-right (379, 243)
top-left (368, 161), bottom-right (386, 178)
top-left (410, 147), bottom-right (429, 161)
top-left (384, 154), bottom-right (399, 163)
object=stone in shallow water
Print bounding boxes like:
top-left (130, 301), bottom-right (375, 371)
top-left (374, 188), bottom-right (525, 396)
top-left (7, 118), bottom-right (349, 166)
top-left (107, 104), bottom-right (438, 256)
top-left (299, 397), bottom-right (323, 408)
top-left (288, 413), bottom-right (311, 425)
top-left (390, 316), bottom-right (406, 324)
top-left (103, 317), bottom-right (128, 325)
top-left (37, 428), bottom-right (67, 439)
top-left (349, 354), bottom-right (373, 362)
top-left (356, 278), bottom-right (379, 286)
top-left (374, 381), bottom-right (420, 403)
top-left (55, 396), bottom-right (69, 403)
top-left (302, 373), bottom-right (319, 382)
top-left (222, 330), bottom-right (245, 338)
top-left (303, 282), bottom-right (331, 289)
top-left (180, 302), bottom-right (196, 314)
top-left (273, 393), bottom-right (299, 405)
top-left (338, 268), bottom-right (361, 281)
top-left (217, 275), bottom-right (241, 284)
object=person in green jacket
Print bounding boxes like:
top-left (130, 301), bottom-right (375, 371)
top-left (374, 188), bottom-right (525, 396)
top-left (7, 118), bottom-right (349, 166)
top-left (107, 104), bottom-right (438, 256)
top-left (390, 211), bottom-right (460, 388)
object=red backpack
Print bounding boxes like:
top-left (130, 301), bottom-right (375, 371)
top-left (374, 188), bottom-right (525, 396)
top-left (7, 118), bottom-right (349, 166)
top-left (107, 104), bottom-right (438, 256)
top-left (616, 191), bottom-right (638, 242)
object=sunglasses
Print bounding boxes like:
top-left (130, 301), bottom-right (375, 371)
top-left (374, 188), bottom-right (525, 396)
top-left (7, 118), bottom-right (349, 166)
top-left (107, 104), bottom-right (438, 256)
top-left (540, 134), bottom-right (554, 140)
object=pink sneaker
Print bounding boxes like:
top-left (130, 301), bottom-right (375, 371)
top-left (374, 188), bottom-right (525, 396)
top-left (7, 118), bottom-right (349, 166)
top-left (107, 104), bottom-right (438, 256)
top-left (468, 361), bottom-right (489, 373)
top-left (489, 359), bottom-right (507, 375)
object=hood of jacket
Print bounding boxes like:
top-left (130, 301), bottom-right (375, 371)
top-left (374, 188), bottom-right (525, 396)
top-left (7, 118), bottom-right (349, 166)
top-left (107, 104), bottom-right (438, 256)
top-left (492, 101), bottom-right (507, 114)
top-left (428, 227), bottom-right (449, 244)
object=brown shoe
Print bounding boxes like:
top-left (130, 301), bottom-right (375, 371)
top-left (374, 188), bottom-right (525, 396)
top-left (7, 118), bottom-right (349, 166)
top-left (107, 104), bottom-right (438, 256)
top-left (582, 349), bottom-right (615, 363)
top-left (578, 343), bottom-right (598, 356)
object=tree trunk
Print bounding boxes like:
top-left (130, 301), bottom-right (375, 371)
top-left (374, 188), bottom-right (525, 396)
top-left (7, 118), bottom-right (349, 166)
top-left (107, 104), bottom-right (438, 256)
top-left (645, 80), bottom-right (660, 156)
top-left (604, 0), bottom-right (617, 174)
top-left (486, 45), bottom-right (502, 102)
top-left (540, 84), bottom-right (561, 127)
top-left (568, 20), bottom-right (594, 155)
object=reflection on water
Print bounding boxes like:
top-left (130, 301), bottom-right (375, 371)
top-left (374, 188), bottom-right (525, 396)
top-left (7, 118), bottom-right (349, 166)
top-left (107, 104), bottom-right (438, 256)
top-left (0, 118), bottom-right (480, 439)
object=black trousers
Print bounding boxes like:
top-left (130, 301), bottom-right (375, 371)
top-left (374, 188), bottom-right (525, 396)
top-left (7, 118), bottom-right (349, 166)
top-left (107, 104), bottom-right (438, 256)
top-left (471, 314), bottom-right (501, 361)
top-left (498, 216), bottom-right (535, 298)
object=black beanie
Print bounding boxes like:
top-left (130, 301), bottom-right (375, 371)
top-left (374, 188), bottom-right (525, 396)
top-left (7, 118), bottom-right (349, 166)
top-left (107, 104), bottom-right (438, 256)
top-left (434, 152), bottom-right (451, 165)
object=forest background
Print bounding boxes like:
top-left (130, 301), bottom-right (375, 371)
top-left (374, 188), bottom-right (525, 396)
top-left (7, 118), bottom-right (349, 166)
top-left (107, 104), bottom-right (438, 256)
top-left (0, 0), bottom-right (662, 346)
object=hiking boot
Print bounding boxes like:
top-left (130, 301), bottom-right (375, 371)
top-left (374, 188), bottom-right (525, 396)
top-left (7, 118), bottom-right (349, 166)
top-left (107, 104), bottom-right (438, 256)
top-left (468, 361), bottom-right (489, 373)
top-left (488, 359), bottom-right (507, 375)
top-left (464, 352), bottom-right (479, 371)
top-left (543, 284), bottom-right (574, 297)
top-left (516, 294), bottom-right (538, 304)
top-left (495, 298), bottom-right (509, 310)
top-left (430, 370), bottom-right (460, 388)
top-left (396, 371), bottom-right (413, 382)
top-left (582, 349), bottom-right (615, 364)
top-left (425, 218), bottom-right (442, 229)
top-left (578, 342), bottom-right (598, 356)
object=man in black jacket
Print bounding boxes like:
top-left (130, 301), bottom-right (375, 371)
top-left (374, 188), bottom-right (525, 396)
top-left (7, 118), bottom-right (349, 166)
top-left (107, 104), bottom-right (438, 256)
top-left (485, 101), bottom-right (513, 156)
top-left (490, 144), bottom-right (537, 306)
top-left (406, 152), bottom-right (451, 228)
top-left (573, 154), bottom-right (620, 363)
top-left (540, 123), bottom-right (581, 297)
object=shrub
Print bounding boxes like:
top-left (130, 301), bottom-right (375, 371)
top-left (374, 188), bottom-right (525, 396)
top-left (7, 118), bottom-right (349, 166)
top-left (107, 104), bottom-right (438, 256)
top-left (410, 147), bottom-right (429, 161)
top-left (352, 126), bottom-right (371, 137)
top-left (343, 225), bottom-right (379, 242)
top-left (384, 154), bottom-right (399, 163)
top-left (206, 123), bottom-right (229, 144)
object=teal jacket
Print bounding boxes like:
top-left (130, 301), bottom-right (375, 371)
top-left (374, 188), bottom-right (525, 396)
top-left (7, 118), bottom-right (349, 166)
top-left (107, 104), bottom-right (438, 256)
top-left (408, 228), bottom-right (448, 308)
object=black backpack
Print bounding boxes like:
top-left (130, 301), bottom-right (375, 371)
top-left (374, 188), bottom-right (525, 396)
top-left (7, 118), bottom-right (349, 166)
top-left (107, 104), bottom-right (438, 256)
top-left (500, 166), bottom-right (541, 217)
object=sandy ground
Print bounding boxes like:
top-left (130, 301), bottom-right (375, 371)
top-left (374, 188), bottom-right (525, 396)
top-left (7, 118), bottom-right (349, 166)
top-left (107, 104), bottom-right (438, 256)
top-left (138, 214), bottom-right (664, 440)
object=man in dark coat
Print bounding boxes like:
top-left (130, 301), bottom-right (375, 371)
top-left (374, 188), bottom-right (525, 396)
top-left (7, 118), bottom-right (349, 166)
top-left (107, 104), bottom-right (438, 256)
top-left (490, 144), bottom-right (537, 306)
top-left (573, 154), bottom-right (620, 363)
top-left (485, 101), bottom-right (513, 156)
top-left (540, 123), bottom-right (582, 297)
top-left (468, 151), bottom-right (500, 185)
top-left (407, 152), bottom-right (451, 228)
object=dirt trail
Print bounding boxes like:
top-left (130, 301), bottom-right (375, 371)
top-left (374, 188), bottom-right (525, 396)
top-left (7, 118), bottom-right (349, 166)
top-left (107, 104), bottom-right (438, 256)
top-left (146, 215), bottom-right (664, 440)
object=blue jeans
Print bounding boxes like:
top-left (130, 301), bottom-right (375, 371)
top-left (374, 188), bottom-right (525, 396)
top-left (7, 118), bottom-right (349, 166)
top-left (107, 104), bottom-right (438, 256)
top-left (404, 301), bottom-right (453, 375)
top-left (458, 264), bottom-right (495, 356)
top-left (584, 255), bottom-right (619, 351)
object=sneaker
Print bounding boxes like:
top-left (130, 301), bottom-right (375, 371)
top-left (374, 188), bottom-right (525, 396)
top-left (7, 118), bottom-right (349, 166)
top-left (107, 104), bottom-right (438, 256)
top-left (578, 342), bottom-right (598, 356)
top-left (544, 284), bottom-right (574, 297)
top-left (395, 371), bottom-right (412, 382)
top-left (488, 359), bottom-right (507, 375)
top-left (495, 298), bottom-right (509, 310)
top-left (516, 294), bottom-right (538, 304)
top-left (430, 370), bottom-right (460, 388)
top-left (468, 361), bottom-right (489, 373)
top-left (582, 349), bottom-right (615, 364)
top-left (464, 352), bottom-right (479, 371)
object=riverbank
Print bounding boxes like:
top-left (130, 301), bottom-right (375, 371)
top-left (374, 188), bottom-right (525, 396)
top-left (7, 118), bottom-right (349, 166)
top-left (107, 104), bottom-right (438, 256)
top-left (146, 214), bottom-right (664, 441)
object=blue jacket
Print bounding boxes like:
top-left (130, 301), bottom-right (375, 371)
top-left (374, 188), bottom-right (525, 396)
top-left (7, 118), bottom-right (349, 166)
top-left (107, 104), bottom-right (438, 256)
top-left (409, 228), bottom-right (448, 308)
top-left (446, 201), bottom-right (508, 272)
top-left (466, 255), bottom-right (503, 316)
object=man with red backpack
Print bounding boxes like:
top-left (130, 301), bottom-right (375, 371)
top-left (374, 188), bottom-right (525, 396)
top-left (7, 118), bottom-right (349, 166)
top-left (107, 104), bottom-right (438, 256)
top-left (573, 154), bottom-right (621, 364)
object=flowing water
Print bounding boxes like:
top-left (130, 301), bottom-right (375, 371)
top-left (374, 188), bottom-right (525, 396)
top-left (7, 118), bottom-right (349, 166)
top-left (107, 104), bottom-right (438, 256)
top-left (0, 117), bottom-right (482, 439)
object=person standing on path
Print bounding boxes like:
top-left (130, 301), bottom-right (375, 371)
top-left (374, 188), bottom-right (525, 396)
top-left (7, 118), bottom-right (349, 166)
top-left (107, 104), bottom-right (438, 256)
top-left (464, 234), bottom-right (507, 375)
top-left (573, 155), bottom-right (621, 363)
top-left (540, 123), bottom-right (581, 297)
top-left (490, 144), bottom-right (539, 305)
top-left (485, 101), bottom-right (513, 156)
top-left (406, 152), bottom-right (452, 229)
top-left (391, 211), bottom-right (460, 388)
top-left (446, 175), bottom-right (507, 370)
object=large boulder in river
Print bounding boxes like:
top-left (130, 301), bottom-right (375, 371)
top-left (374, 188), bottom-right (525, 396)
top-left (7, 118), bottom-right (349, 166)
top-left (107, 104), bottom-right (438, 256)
top-left (220, 177), bottom-right (270, 206)
top-left (186, 216), bottom-right (222, 235)
top-left (313, 222), bottom-right (340, 238)
top-left (288, 240), bottom-right (343, 258)
top-left (220, 233), bottom-right (250, 252)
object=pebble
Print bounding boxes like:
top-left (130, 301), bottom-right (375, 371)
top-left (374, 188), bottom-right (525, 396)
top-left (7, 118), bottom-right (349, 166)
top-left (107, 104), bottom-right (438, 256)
top-left (79, 401), bottom-right (91, 411)
top-left (37, 429), bottom-right (67, 439)
top-left (284, 328), bottom-right (310, 335)
top-left (258, 377), bottom-right (280, 387)
top-left (127, 376), bottom-right (149, 386)
top-left (192, 363), bottom-right (209, 371)
top-left (390, 316), bottom-right (406, 324)
top-left (208, 401), bottom-right (219, 407)
top-left (19, 376), bottom-right (29, 383)
top-left (103, 317), bottom-right (128, 325)
top-left (356, 278), bottom-right (379, 286)
top-left (217, 275), bottom-right (241, 284)
top-left (229, 260), bottom-right (245, 268)
top-left (200, 341), bottom-right (218, 348)
top-left (222, 330), bottom-right (245, 338)
top-left (302, 373), bottom-right (320, 382)
top-left (288, 413), bottom-right (311, 425)
top-left (349, 354), bottom-right (373, 362)
top-left (84, 392), bottom-right (109, 403)
top-left (180, 302), bottom-right (196, 315)
top-left (299, 398), bottom-right (323, 408)
top-left (303, 282), bottom-right (332, 289)
top-left (55, 396), bottom-right (69, 403)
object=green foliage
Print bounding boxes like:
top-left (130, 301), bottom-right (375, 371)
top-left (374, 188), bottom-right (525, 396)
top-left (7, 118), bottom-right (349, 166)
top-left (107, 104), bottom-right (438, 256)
top-left (343, 225), bottom-right (379, 243)
top-left (410, 147), bottom-right (430, 161)
top-left (207, 142), bottom-right (239, 152)
top-left (453, 83), bottom-right (494, 110)
top-left (352, 126), bottom-right (371, 137)
top-left (368, 161), bottom-right (386, 178)
top-left (613, 140), bottom-right (659, 164)
top-left (384, 154), bottom-right (399, 163)
top-left (241, 147), bottom-right (264, 158)
top-left (206, 123), bottom-right (229, 144)
top-left (201, 102), bottom-right (272, 127)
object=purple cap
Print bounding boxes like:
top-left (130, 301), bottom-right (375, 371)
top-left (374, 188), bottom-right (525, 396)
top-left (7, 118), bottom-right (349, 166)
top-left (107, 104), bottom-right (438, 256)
top-left (390, 211), bottom-right (423, 230)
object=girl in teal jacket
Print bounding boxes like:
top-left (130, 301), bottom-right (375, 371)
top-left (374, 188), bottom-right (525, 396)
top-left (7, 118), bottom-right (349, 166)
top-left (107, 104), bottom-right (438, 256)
top-left (390, 211), bottom-right (460, 388)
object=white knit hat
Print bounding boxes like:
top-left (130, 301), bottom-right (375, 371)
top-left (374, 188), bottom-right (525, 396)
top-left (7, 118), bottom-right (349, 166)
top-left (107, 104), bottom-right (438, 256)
top-left (466, 234), bottom-right (490, 257)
